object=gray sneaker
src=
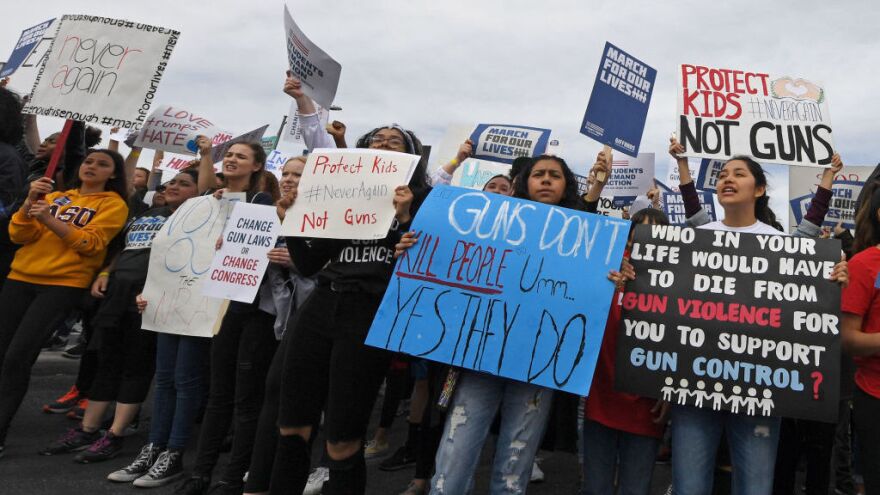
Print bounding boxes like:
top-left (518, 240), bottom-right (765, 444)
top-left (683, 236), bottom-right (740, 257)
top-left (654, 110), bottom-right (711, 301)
top-left (133, 449), bottom-right (184, 487)
top-left (107, 443), bottom-right (163, 482)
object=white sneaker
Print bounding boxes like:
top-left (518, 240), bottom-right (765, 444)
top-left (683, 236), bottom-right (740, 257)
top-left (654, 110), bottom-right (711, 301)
top-left (364, 439), bottom-right (389, 459)
top-left (303, 467), bottom-right (329, 495)
top-left (530, 460), bottom-right (545, 483)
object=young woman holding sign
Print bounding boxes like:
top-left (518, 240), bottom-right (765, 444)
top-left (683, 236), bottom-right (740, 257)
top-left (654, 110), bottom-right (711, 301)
top-left (841, 182), bottom-right (880, 495)
top-left (262, 74), bottom-right (427, 495)
top-left (0, 148), bottom-right (129, 459)
top-left (38, 170), bottom-right (200, 463)
top-left (645, 139), bottom-right (848, 495)
top-left (393, 154), bottom-right (607, 495)
top-left (173, 138), bottom-right (282, 494)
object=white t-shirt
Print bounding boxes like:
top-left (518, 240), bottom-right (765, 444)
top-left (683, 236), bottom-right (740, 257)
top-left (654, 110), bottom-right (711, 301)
top-left (698, 220), bottom-right (784, 235)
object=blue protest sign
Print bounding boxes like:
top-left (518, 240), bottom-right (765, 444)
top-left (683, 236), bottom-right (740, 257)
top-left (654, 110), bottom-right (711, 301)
top-left (1, 19), bottom-right (54, 78)
top-left (662, 191), bottom-right (716, 225)
top-left (790, 180), bottom-right (863, 230)
top-left (581, 42), bottom-right (656, 157)
top-left (365, 185), bottom-right (631, 395)
top-left (695, 159), bottom-right (725, 192)
top-left (469, 124), bottom-right (551, 165)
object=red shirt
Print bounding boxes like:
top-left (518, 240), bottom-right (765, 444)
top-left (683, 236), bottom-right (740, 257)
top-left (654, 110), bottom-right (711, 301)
top-left (841, 246), bottom-right (880, 399)
top-left (584, 290), bottom-right (665, 438)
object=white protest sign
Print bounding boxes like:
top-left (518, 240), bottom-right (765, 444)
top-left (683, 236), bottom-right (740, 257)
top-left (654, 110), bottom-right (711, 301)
top-left (157, 153), bottom-right (196, 173)
top-left (604, 153), bottom-right (655, 202)
top-left (22, 15), bottom-right (179, 129)
top-left (266, 150), bottom-right (294, 178)
top-left (134, 104), bottom-right (230, 154)
top-left (283, 5), bottom-right (342, 109)
top-left (678, 64), bottom-right (834, 168)
top-left (281, 148), bottom-right (420, 239)
top-left (202, 202), bottom-right (280, 303)
top-left (451, 159), bottom-right (511, 190)
top-left (211, 125), bottom-right (269, 164)
top-left (141, 196), bottom-right (234, 338)
top-left (662, 157), bottom-right (699, 193)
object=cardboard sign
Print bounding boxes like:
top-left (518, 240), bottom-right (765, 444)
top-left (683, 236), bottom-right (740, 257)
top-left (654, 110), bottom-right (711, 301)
top-left (22, 15), bottom-right (179, 129)
top-left (581, 42), bottom-right (656, 157)
top-left (141, 196), bottom-right (235, 338)
top-left (677, 64), bottom-right (834, 167)
top-left (283, 5), bottom-right (342, 109)
top-left (789, 166), bottom-right (874, 230)
top-left (662, 191), bottom-right (717, 225)
top-left (365, 186), bottom-right (631, 395)
top-left (134, 104), bottom-right (229, 154)
top-left (617, 224), bottom-right (841, 421)
top-left (202, 202), bottom-right (280, 303)
top-left (210, 125), bottom-right (269, 164)
top-left (451, 159), bottom-right (511, 190)
top-left (1, 18), bottom-right (55, 78)
top-left (604, 153), bottom-right (655, 206)
top-left (280, 148), bottom-right (420, 240)
top-left (469, 124), bottom-right (551, 165)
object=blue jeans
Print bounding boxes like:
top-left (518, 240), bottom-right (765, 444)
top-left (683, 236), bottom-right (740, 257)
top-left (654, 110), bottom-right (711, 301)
top-left (671, 405), bottom-right (781, 495)
top-left (149, 333), bottom-right (211, 450)
top-left (580, 419), bottom-right (659, 495)
top-left (430, 371), bottom-right (553, 495)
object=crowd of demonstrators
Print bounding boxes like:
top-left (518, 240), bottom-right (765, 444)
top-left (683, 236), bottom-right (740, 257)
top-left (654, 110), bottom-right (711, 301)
top-left (0, 64), bottom-right (877, 495)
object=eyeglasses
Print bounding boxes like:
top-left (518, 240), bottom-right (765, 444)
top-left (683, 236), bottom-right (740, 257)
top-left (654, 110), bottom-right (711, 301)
top-left (370, 135), bottom-right (405, 147)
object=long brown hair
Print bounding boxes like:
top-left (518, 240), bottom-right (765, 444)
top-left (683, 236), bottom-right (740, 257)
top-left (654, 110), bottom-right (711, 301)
top-left (852, 180), bottom-right (880, 254)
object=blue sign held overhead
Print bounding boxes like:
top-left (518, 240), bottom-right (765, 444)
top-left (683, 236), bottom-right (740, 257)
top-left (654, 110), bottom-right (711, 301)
top-left (469, 124), bottom-right (551, 165)
top-left (581, 42), bottom-right (656, 157)
top-left (695, 159), bottom-right (725, 192)
top-left (1, 19), bottom-right (54, 78)
top-left (365, 185), bottom-right (631, 395)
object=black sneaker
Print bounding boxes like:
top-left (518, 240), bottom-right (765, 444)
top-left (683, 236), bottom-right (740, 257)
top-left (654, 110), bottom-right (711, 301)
top-left (39, 427), bottom-right (100, 455)
top-left (107, 443), bottom-right (163, 482)
top-left (133, 449), bottom-right (185, 487)
top-left (75, 431), bottom-right (123, 463)
top-left (42, 333), bottom-right (67, 351)
top-left (62, 342), bottom-right (86, 359)
top-left (378, 446), bottom-right (417, 472)
top-left (175, 474), bottom-right (210, 495)
top-left (206, 480), bottom-right (244, 494)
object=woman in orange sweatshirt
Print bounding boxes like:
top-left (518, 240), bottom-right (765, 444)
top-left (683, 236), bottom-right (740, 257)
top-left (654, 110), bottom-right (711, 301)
top-left (0, 148), bottom-right (129, 458)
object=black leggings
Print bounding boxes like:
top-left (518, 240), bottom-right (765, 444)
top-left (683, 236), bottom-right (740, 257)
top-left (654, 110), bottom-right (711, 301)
top-left (854, 387), bottom-right (880, 495)
top-left (0, 279), bottom-right (84, 443)
top-left (191, 308), bottom-right (277, 484)
top-left (88, 311), bottom-right (157, 403)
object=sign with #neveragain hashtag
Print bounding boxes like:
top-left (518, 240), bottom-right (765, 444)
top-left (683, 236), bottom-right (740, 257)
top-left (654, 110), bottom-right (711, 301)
top-left (281, 148), bottom-right (420, 240)
top-left (677, 64), bottom-right (834, 168)
top-left (22, 15), bottom-right (180, 130)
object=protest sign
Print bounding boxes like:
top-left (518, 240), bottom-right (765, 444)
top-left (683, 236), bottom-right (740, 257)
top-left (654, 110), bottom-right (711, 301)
top-left (469, 124), bottom-right (551, 165)
top-left (662, 191), bottom-right (717, 225)
top-left (203, 202), bottom-right (280, 303)
top-left (157, 153), bottom-right (195, 173)
top-left (1, 18), bottom-right (55, 78)
top-left (210, 125), bottom-right (269, 164)
top-left (261, 136), bottom-right (278, 154)
top-left (141, 196), bottom-right (235, 338)
top-left (789, 166), bottom-right (874, 230)
top-left (451, 159), bottom-right (511, 190)
top-left (581, 42), bottom-right (656, 157)
top-left (134, 104), bottom-right (229, 154)
top-left (695, 159), bottom-right (726, 192)
top-left (280, 101), bottom-right (330, 145)
top-left (22, 15), bottom-right (179, 129)
top-left (604, 153), bottom-right (655, 206)
top-left (617, 224), bottom-right (841, 421)
top-left (365, 186), bottom-right (631, 394)
top-left (265, 150), bottom-right (293, 178)
top-left (280, 148), bottom-right (420, 239)
top-left (283, 5), bottom-right (342, 109)
top-left (662, 157), bottom-right (700, 193)
top-left (677, 64), bottom-right (834, 167)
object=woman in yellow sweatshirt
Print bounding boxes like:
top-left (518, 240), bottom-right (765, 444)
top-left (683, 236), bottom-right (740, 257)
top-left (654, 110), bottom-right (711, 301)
top-left (0, 148), bottom-right (129, 458)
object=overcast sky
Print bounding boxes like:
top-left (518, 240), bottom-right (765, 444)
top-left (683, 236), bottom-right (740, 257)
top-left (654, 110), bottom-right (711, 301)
top-left (3, 0), bottom-right (879, 177)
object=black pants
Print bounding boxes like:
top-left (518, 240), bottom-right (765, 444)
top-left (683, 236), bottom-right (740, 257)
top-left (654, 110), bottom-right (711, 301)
top-left (88, 312), bottom-right (157, 403)
top-left (773, 416), bottom-right (836, 495)
top-left (191, 308), bottom-right (277, 484)
top-left (379, 362), bottom-right (412, 429)
top-left (74, 294), bottom-right (103, 396)
top-left (854, 387), bottom-right (880, 495)
top-left (0, 279), bottom-right (84, 443)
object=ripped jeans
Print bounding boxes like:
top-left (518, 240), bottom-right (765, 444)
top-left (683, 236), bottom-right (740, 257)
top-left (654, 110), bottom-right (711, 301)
top-left (671, 405), bottom-right (781, 495)
top-left (430, 371), bottom-right (553, 495)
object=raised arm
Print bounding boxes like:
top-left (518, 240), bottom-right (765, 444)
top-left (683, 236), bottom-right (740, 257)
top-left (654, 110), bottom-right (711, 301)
top-left (431, 140), bottom-right (473, 186)
top-left (196, 136), bottom-right (218, 194)
top-left (283, 72), bottom-right (334, 151)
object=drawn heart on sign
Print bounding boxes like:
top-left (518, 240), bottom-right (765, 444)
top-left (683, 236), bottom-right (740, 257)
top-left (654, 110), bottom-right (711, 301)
top-left (770, 77), bottom-right (824, 103)
top-left (784, 81), bottom-right (808, 96)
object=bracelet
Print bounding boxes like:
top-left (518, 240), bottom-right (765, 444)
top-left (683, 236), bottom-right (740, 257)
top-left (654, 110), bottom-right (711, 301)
top-left (130, 150), bottom-right (141, 158)
top-left (449, 158), bottom-right (459, 166)
top-left (98, 271), bottom-right (110, 277)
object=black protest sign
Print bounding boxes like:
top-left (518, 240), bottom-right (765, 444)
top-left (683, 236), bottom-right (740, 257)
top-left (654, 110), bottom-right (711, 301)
top-left (616, 224), bottom-right (841, 422)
